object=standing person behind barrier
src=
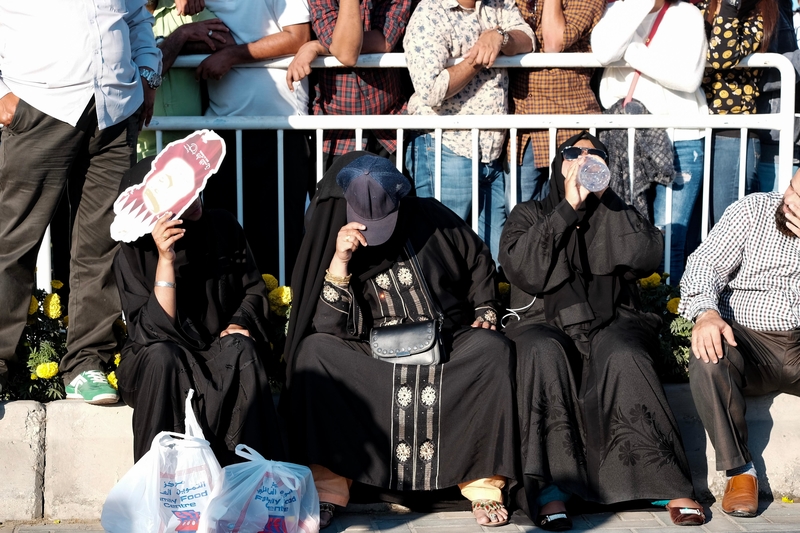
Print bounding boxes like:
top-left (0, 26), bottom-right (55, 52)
top-left (284, 153), bottom-right (518, 529)
top-left (113, 158), bottom-right (285, 466)
top-left (285, 0), bottom-right (412, 169)
top-left (755, 0), bottom-right (799, 192)
top-left (697, 0), bottom-right (777, 224)
top-left (500, 132), bottom-right (705, 530)
top-left (506, 0), bottom-right (605, 204)
top-left (0, 0), bottom-right (160, 402)
top-left (137, 0), bottom-right (234, 160)
top-left (195, 0), bottom-right (312, 281)
top-left (403, 0), bottom-right (535, 261)
top-left (678, 170), bottom-right (800, 519)
top-left (591, 0), bottom-right (708, 285)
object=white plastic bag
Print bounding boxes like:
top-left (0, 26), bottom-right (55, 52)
top-left (200, 445), bottom-right (320, 533)
top-left (102, 389), bottom-right (222, 533)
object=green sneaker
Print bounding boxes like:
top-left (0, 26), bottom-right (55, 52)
top-left (65, 370), bottom-right (119, 405)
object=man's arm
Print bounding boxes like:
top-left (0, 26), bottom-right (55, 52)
top-left (125, 0), bottom-right (162, 130)
top-left (541, 0), bottom-right (604, 53)
top-left (313, 0), bottom-right (412, 67)
top-left (679, 200), bottom-right (753, 364)
top-left (159, 19), bottom-right (232, 75)
top-left (196, 22), bottom-right (311, 80)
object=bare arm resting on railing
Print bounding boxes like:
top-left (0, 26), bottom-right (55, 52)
top-left (158, 18), bottom-right (233, 75)
top-left (197, 22), bottom-right (310, 81)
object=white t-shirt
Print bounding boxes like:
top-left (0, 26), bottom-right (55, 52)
top-left (591, 0), bottom-right (709, 142)
top-left (204, 0), bottom-right (310, 116)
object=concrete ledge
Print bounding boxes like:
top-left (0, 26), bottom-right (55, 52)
top-left (0, 401), bottom-right (46, 521)
top-left (43, 401), bottom-right (133, 520)
top-left (2, 386), bottom-right (799, 520)
top-left (665, 383), bottom-right (800, 502)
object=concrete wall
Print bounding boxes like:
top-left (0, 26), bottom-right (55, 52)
top-left (1, 385), bottom-right (799, 520)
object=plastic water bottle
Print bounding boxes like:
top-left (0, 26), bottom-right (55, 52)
top-left (578, 158), bottom-right (611, 192)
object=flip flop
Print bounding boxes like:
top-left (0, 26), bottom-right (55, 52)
top-left (319, 502), bottom-right (336, 529)
top-left (471, 499), bottom-right (509, 527)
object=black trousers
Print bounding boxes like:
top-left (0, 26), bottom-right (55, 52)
top-left (203, 130), bottom-right (313, 281)
top-left (689, 320), bottom-right (800, 471)
top-left (117, 334), bottom-right (285, 466)
top-left (0, 98), bottom-right (138, 382)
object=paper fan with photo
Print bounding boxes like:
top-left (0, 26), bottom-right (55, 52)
top-left (110, 129), bottom-right (226, 242)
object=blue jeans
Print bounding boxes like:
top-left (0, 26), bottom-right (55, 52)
top-left (710, 134), bottom-right (761, 224)
top-left (653, 140), bottom-right (704, 285)
top-left (757, 141), bottom-right (800, 194)
top-left (505, 141), bottom-right (550, 206)
top-left (405, 133), bottom-right (506, 261)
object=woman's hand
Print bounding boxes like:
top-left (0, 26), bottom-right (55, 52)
top-left (220, 324), bottom-right (250, 338)
top-left (563, 156), bottom-right (591, 210)
top-left (331, 222), bottom-right (367, 267)
top-left (151, 212), bottom-right (185, 263)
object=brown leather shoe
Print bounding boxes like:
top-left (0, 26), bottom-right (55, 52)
top-left (666, 501), bottom-right (705, 526)
top-left (721, 474), bottom-right (758, 517)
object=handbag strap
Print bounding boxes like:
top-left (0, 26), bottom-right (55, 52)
top-left (405, 241), bottom-right (444, 324)
top-left (623, 2), bottom-right (670, 107)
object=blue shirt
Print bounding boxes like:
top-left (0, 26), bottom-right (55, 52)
top-left (0, 0), bottom-right (161, 129)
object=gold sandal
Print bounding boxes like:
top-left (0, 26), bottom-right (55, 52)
top-left (471, 499), bottom-right (509, 527)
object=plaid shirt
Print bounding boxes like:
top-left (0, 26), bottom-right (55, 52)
top-left (679, 193), bottom-right (800, 331)
top-left (509, 0), bottom-right (604, 166)
top-left (311, 0), bottom-right (412, 155)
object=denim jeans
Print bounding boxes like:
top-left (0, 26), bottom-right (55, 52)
top-left (505, 141), bottom-right (550, 206)
top-left (653, 139), bottom-right (704, 285)
top-left (405, 133), bottom-right (506, 261)
top-left (710, 134), bottom-right (761, 224)
top-left (757, 141), bottom-right (800, 194)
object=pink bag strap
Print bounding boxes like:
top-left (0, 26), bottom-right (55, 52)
top-left (623, 2), bottom-right (671, 107)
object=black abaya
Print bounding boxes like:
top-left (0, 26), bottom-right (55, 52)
top-left (499, 133), bottom-right (694, 515)
top-left (113, 209), bottom-right (284, 466)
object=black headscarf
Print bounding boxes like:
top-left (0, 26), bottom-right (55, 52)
top-left (115, 157), bottom-right (269, 348)
top-left (540, 132), bottom-right (632, 348)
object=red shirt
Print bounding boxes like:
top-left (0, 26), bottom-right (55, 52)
top-left (311, 0), bottom-right (412, 155)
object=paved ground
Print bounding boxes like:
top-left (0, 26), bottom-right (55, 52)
top-left (2, 503), bottom-right (799, 533)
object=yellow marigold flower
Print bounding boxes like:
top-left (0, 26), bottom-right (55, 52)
top-left (268, 286), bottom-right (292, 310)
top-left (782, 496), bottom-right (794, 503)
top-left (63, 315), bottom-right (69, 327)
top-left (50, 279), bottom-right (64, 290)
top-left (107, 371), bottom-right (118, 390)
top-left (35, 362), bottom-right (59, 380)
top-left (262, 274), bottom-right (279, 292)
top-left (43, 293), bottom-right (62, 319)
top-left (498, 282), bottom-right (510, 295)
top-left (31, 373), bottom-right (38, 380)
top-left (114, 353), bottom-right (121, 367)
top-left (638, 273), bottom-right (662, 289)
top-left (29, 296), bottom-right (39, 315)
top-left (666, 297), bottom-right (681, 315)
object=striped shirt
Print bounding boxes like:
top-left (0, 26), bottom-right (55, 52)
top-left (679, 192), bottom-right (800, 331)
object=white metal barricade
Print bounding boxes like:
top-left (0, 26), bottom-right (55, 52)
top-left (35, 53), bottom-right (796, 287)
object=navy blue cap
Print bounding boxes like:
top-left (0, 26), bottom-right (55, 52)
top-left (336, 155), bottom-right (411, 245)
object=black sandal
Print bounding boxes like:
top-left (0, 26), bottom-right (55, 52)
top-left (320, 502), bottom-right (336, 529)
top-left (537, 511), bottom-right (573, 531)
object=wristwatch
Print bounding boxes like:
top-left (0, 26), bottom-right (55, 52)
top-left (495, 27), bottom-right (510, 48)
top-left (139, 67), bottom-right (163, 89)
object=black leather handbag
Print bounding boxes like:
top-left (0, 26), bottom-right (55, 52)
top-left (370, 243), bottom-right (443, 366)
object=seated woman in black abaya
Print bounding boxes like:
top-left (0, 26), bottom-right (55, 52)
top-left (284, 153), bottom-right (518, 528)
top-left (112, 158), bottom-right (284, 466)
top-left (499, 133), bottom-right (704, 529)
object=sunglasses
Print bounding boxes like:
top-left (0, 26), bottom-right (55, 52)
top-left (561, 146), bottom-right (608, 161)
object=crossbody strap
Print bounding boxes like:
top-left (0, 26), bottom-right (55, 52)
top-left (623, 2), bottom-right (670, 107)
top-left (405, 241), bottom-right (444, 324)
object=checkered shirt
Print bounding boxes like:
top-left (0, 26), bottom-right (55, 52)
top-left (311, 0), bottom-right (412, 155)
top-left (679, 192), bottom-right (800, 331)
top-left (508, 0), bottom-right (604, 166)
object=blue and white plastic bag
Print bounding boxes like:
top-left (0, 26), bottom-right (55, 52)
top-left (200, 445), bottom-right (320, 533)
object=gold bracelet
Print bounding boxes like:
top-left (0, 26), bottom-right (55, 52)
top-left (325, 269), bottom-right (351, 285)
